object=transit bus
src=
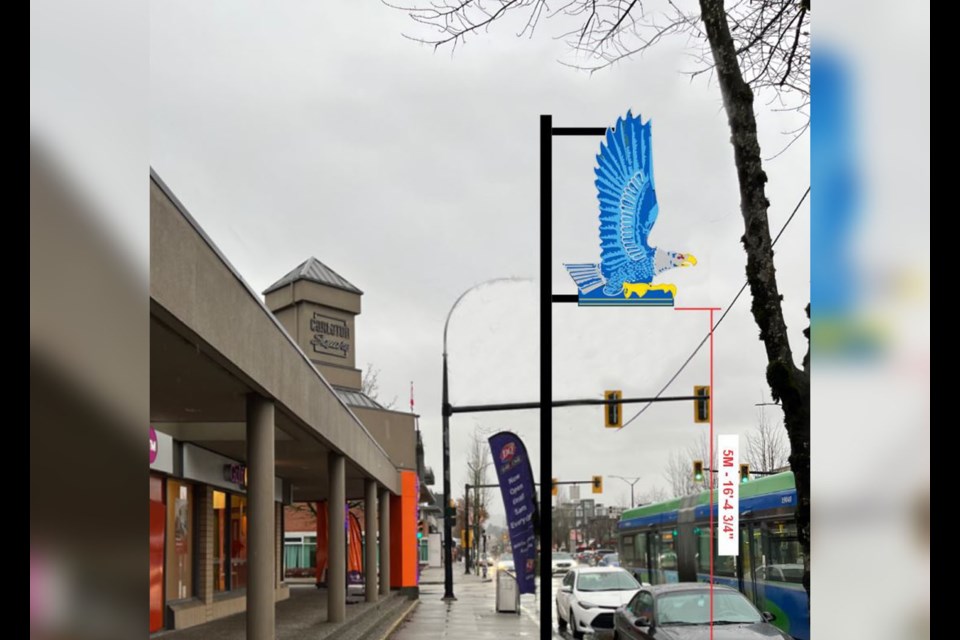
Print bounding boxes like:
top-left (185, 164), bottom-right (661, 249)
top-left (616, 471), bottom-right (809, 640)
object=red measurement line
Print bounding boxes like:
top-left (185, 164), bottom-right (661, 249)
top-left (674, 305), bottom-right (719, 640)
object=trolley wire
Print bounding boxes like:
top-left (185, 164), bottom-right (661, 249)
top-left (618, 186), bottom-right (811, 431)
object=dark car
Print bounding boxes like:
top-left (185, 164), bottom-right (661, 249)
top-left (613, 584), bottom-right (792, 639)
top-left (598, 553), bottom-right (620, 567)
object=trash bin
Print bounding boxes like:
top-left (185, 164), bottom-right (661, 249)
top-left (495, 569), bottom-right (520, 613)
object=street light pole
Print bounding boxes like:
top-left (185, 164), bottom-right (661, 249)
top-left (610, 475), bottom-right (642, 509)
top-left (441, 277), bottom-right (530, 602)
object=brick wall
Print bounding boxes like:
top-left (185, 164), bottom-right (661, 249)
top-left (284, 504), bottom-right (317, 531)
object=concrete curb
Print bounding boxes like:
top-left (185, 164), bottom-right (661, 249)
top-left (374, 598), bottom-right (420, 640)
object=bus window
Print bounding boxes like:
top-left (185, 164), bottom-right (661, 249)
top-left (761, 521), bottom-right (804, 584)
top-left (692, 528), bottom-right (735, 578)
top-left (697, 528), bottom-right (710, 574)
top-left (634, 533), bottom-right (648, 567)
top-left (658, 531), bottom-right (677, 572)
top-left (621, 534), bottom-right (635, 562)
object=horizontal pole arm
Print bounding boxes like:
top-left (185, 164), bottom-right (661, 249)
top-left (448, 394), bottom-right (707, 415)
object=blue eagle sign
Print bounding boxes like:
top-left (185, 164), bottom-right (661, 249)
top-left (564, 111), bottom-right (697, 306)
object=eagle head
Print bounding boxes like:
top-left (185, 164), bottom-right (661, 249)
top-left (671, 252), bottom-right (698, 268)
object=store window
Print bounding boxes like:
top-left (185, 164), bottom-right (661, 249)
top-left (165, 479), bottom-right (194, 600)
top-left (231, 494), bottom-right (248, 589)
top-left (213, 491), bottom-right (229, 592)
top-left (284, 535), bottom-right (317, 575)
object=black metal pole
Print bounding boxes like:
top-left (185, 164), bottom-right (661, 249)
top-left (539, 113), bottom-right (553, 630)
top-left (442, 355), bottom-right (456, 601)
top-left (474, 485), bottom-right (482, 576)
top-left (630, 485), bottom-right (635, 509)
top-left (464, 483), bottom-right (471, 574)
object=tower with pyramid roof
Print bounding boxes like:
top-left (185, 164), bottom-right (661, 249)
top-left (263, 257), bottom-right (364, 391)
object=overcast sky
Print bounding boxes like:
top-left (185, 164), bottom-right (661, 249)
top-left (151, 1), bottom-right (809, 524)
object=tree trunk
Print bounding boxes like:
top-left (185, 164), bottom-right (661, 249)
top-left (697, 0), bottom-right (811, 600)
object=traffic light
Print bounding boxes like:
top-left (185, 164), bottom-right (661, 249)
top-left (446, 499), bottom-right (457, 519)
top-left (694, 386), bottom-right (710, 423)
top-left (604, 390), bottom-right (623, 428)
top-left (692, 459), bottom-right (704, 482)
top-left (592, 475), bottom-right (603, 494)
top-left (551, 478), bottom-right (558, 496)
top-left (739, 463), bottom-right (750, 483)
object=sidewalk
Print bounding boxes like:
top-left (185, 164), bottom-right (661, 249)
top-left (390, 564), bottom-right (540, 639)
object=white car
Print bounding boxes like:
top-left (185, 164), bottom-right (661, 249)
top-left (551, 552), bottom-right (577, 574)
top-left (556, 566), bottom-right (641, 639)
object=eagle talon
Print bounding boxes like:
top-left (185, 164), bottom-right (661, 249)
top-left (623, 283), bottom-right (650, 299)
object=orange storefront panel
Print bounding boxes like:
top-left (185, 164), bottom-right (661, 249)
top-left (390, 470), bottom-right (418, 588)
top-left (149, 476), bottom-right (165, 633)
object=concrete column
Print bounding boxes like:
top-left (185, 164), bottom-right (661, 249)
top-left (197, 486), bottom-right (214, 605)
top-left (327, 453), bottom-right (346, 623)
top-left (246, 394), bottom-right (275, 640)
top-left (364, 480), bottom-right (379, 602)
top-left (379, 488), bottom-right (391, 596)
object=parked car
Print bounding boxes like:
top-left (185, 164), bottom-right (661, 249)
top-left (613, 583), bottom-right (793, 639)
top-left (557, 567), bottom-right (642, 640)
top-left (552, 552), bottom-right (577, 574)
top-left (594, 549), bottom-right (616, 566)
top-left (598, 553), bottom-right (620, 567)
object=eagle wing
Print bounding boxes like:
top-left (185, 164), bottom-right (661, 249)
top-left (595, 111), bottom-right (659, 276)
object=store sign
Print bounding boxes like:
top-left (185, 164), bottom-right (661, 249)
top-left (309, 312), bottom-right (351, 358)
top-left (223, 463), bottom-right (247, 489)
top-left (149, 427), bottom-right (174, 474)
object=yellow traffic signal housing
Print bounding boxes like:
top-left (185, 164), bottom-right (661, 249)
top-left (739, 463), bottom-right (750, 483)
top-left (592, 475), bottom-right (603, 494)
top-left (692, 459), bottom-right (704, 482)
top-left (605, 390), bottom-right (623, 428)
top-left (551, 478), bottom-right (558, 496)
top-left (694, 386), bottom-right (710, 423)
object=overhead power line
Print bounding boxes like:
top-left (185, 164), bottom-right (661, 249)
top-left (619, 186), bottom-right (811, 431)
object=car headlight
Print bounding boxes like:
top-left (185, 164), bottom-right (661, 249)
top-left (578, 601), bottom-right (598, 609)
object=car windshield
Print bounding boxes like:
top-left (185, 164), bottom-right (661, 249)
top-left (553, 553), bottom-right (572, 560)
top-left (656, 591), bottom-right (763, 625)
top-left (576, 571), bottom-right (640, 592)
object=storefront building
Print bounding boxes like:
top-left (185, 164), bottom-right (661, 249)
top-left (149, 170), bottom-right (422, 638)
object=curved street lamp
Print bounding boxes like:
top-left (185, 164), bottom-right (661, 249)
top-left (441, 277), bottom-right (532, 601)
top-left (609, 475), bottom-right (642, 509)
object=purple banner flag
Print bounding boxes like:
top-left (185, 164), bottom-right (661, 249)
top-left (488, 431), bottom-right (538, 595)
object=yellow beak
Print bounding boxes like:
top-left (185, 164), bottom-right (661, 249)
top-left (681, 254), bottom-right (698, 267)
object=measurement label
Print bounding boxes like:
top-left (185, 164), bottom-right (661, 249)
top-left (718, 434), bottom-right (739, 556)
